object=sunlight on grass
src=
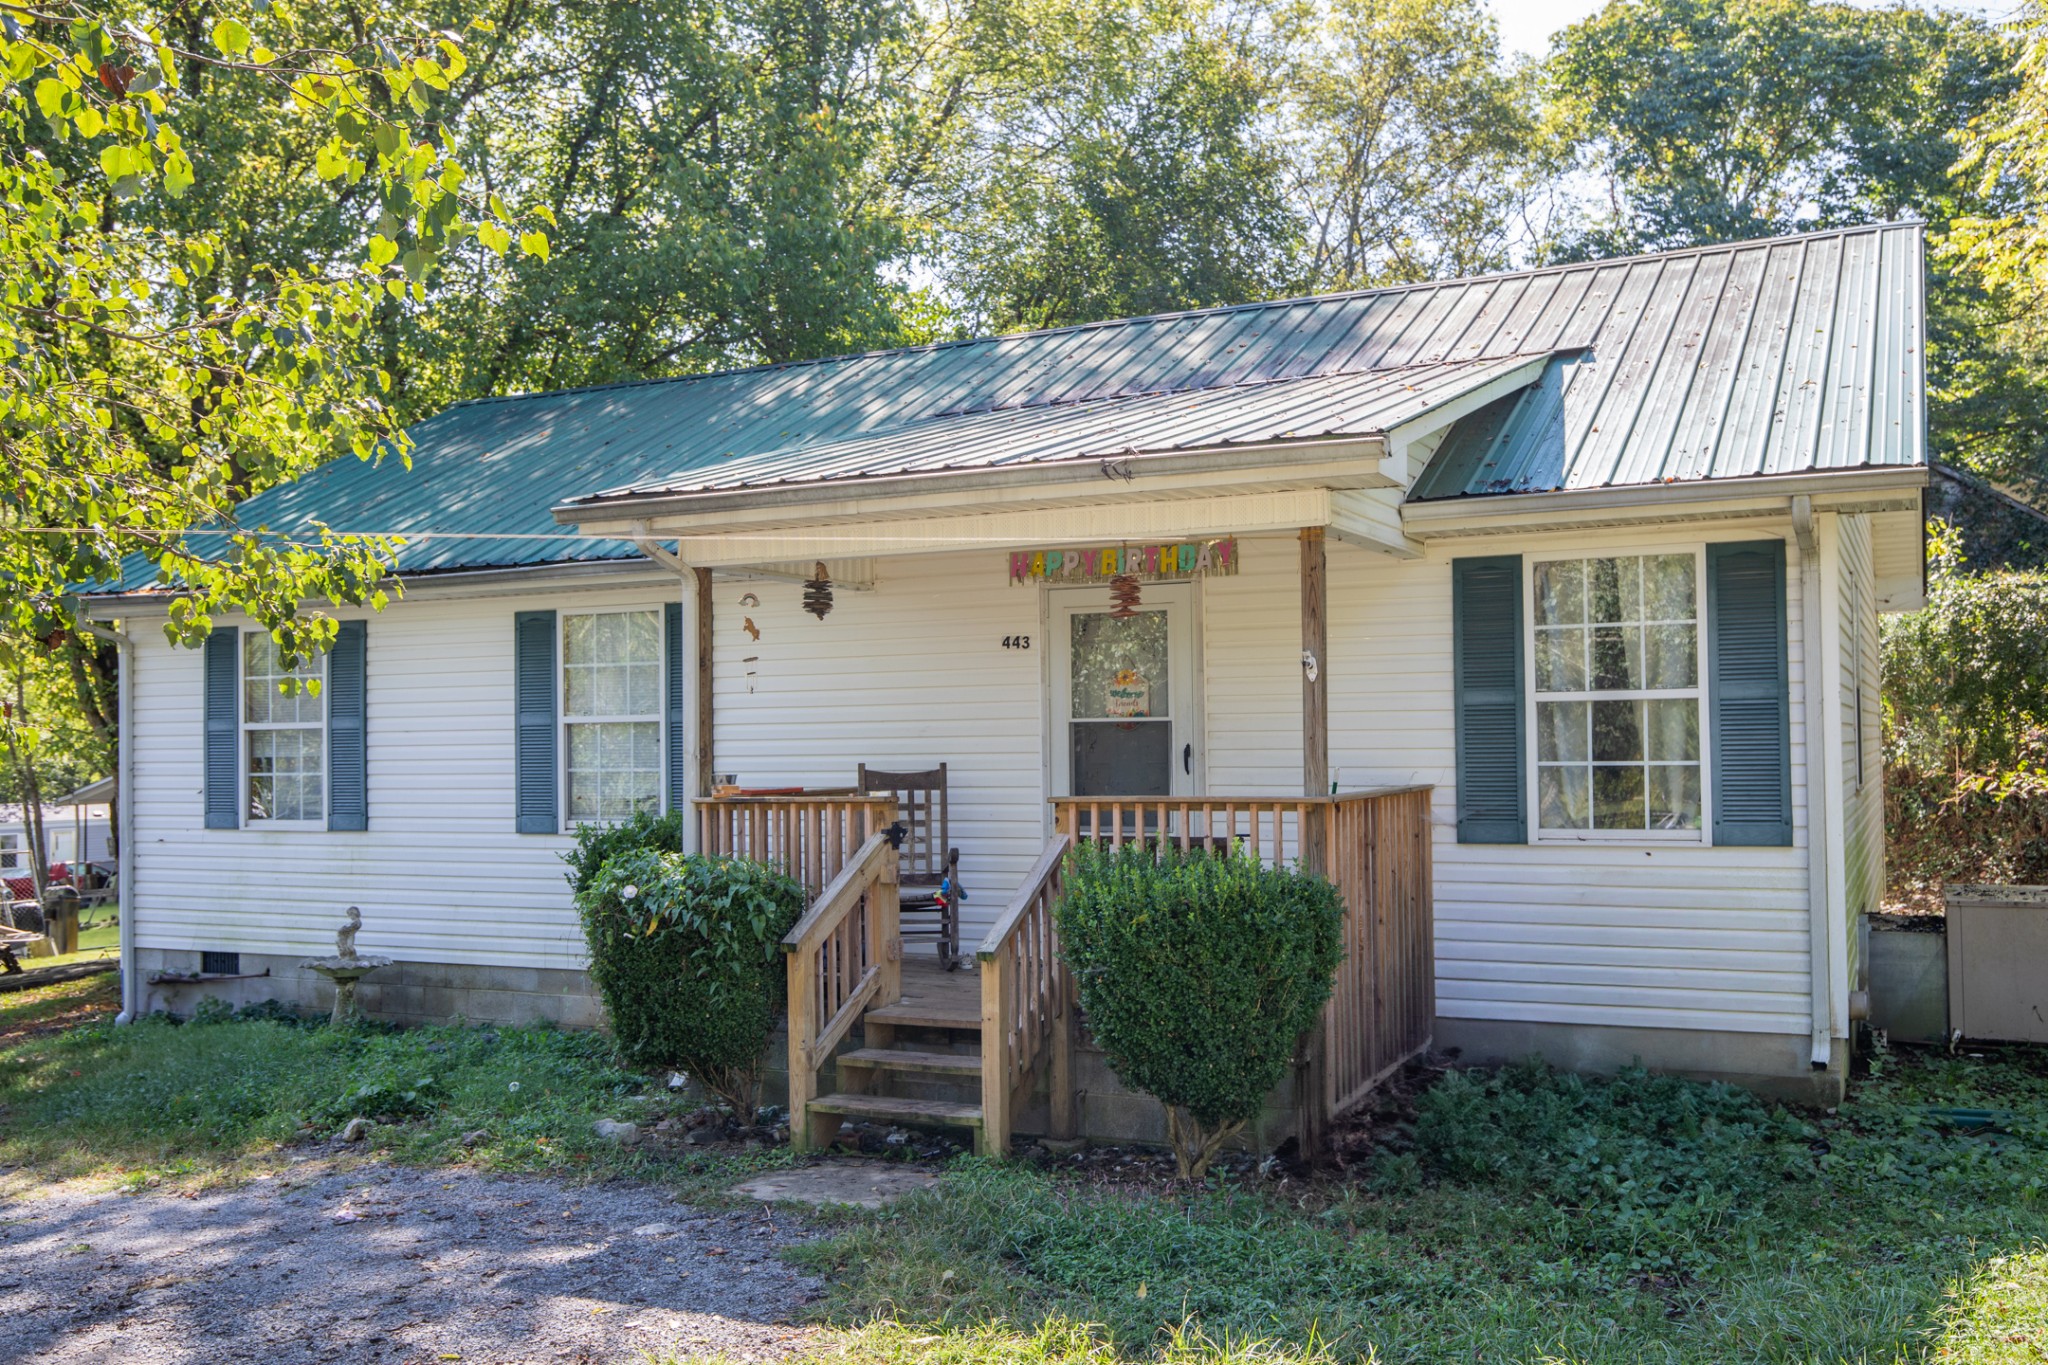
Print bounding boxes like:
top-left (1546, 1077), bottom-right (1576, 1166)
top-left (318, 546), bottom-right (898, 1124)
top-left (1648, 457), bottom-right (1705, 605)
top-left (0, 972), bottom-right (116, 1043)
top-left (1930, 1246), bottom-right (2048, 1363)
top-left (0, 991), bottom-right (800, 1197)
top-left (659, 1315), bottom-right (1346, 1365)
top-left (34, 916), bottom-right (120, 970)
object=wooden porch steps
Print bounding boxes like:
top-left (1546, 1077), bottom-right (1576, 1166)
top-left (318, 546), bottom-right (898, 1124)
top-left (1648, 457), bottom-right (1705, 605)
top-left (837, 1046), bottom-right (983, 1077)
top-left (861, 997), bottom-right (981, 1029)
top-left (806, 1092), bottom-right (985, 1133)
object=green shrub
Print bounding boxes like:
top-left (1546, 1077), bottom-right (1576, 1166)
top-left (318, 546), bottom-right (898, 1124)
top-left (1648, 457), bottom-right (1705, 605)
top-left (562, 808), bottom-right (688, 895)
top-left (576, 848), bottom-right (805, 1120)
top-left (1056, 842), bottom-right (1342, 1178)
top-left (1882, 523), bottom-right (2048, 905)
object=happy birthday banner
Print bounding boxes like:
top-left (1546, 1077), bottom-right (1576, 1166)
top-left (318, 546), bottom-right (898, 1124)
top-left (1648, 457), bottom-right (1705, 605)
top-left (1008, 538), bottom-right (1238, 584)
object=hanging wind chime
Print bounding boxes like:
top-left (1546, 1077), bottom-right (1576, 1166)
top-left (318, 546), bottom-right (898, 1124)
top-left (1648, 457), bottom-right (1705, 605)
top-left (1108, 570), bottom-right (1142, 619)
top-left (802, 561), bottom-right (835, 619)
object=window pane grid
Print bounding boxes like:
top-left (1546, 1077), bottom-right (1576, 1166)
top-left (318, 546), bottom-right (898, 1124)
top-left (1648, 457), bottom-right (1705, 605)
top-left (1531, 554), bottom-right (1702, 837)
top-left (242, 632), bottom-right (324, 824)
top-left (563, 610), bottom-right (662, 822)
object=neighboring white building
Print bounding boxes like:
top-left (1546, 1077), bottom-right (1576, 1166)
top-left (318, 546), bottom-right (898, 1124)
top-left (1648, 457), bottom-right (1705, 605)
top-left (0, 802), bottom-right (113, 877)
top-left (86, 224), bottom-right (1925, 1103)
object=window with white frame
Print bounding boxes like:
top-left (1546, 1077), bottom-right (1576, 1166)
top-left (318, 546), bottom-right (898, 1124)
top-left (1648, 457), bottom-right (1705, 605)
top-left (1531, 552), bottom-right (1705, 837)
top-left (562, 609), bottom-right (662, 822)
top-left (243, 632), bottom-right (325, 823)
top-left (0, 832), bottom-right (18, 868)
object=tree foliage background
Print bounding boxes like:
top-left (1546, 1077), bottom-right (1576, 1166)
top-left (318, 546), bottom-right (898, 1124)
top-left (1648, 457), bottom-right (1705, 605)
top-left (9, 0), bottom-right (2048, 816)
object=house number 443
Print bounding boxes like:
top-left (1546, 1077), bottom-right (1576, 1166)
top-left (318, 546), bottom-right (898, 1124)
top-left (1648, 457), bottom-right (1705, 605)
top-left (1002, 635), bottom-right (1033, 650)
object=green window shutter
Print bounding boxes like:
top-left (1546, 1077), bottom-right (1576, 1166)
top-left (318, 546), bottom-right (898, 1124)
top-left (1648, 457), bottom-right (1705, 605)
top-left (327, 621), bottom-right (368, 831)
top-left (203, 626), bottom-right (240, 830)
top-left (664, 600), bottom-right (685, 813)
top-left (514, 610), bottom-right (559, 834)
top-left (1452, 555), bottom-right (1526, 843)
top-left (1707, 541), bottom-right (1792, 846)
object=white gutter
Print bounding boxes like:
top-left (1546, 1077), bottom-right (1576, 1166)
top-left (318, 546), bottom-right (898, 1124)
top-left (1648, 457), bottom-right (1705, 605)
top-left (1401, 467), bottom-right (1929, 537)
top-left (1791, 497), bottom-right (1833, 1068)
top-left (81, 621), bottom-right (137, 1024)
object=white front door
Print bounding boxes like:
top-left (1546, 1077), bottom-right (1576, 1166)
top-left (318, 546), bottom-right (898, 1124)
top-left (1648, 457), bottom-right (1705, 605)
top-left (1050, 584), bottom-right (1197, 799)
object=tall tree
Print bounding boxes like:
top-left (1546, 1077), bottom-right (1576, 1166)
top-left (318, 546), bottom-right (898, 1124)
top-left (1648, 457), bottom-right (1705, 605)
top-left (1947, 0), bottom-right (2048, 500)
top-left (1544, 0), bottom-right (2044, 557)
top-left (0, 1), bottom-right (548, 677)
top-left (1546, 0), bottom-right (2010, 252)
top-left (117, 0), bottom-right (935, 424)
top-left (933, 0), bottom-right (1299, 332)
top-left (1280, 0), bottom-right (1540, 291)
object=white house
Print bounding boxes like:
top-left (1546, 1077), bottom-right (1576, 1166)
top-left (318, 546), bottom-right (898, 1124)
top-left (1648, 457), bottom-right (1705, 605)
top-left (85, 224), bottom-right (1925, 1110)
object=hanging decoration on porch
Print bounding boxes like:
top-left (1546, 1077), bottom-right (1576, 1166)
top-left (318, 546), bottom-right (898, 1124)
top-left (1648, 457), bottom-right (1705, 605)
top-left (1108, 571), bottom-right (1143, 619)
top-left (802, 562), bottom-right (834, 619)
top-left (1009, 537), bottom-right (1238, 585)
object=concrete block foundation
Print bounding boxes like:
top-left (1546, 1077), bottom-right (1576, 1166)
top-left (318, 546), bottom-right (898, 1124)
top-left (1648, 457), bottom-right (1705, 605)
top-left (1434, 1015), bottom-right (1848, 1106)
top-left (134, 948), bottom-right (605, 1030)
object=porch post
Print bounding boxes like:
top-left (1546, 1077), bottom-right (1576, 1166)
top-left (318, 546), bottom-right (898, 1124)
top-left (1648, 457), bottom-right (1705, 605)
top-left (693, 566), bottom-right (714, 800)
top-left (1298, 526), bottom-right (1331, 1160)
top-left (1300, 527), bottom-right (1328, 803)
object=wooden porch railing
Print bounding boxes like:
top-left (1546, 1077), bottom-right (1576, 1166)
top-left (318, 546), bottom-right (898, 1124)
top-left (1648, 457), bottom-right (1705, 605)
top-left (976, 836), bottom-right (1075, 1156)
top-left (695, 793), bottom-right (897, 900)
top-left (778, 830), bottom-right (899, 1151)
top-left (1051, 787), bottom-right (1434, 1124)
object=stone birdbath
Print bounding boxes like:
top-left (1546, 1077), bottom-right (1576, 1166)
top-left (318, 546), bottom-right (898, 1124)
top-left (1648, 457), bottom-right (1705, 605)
top-left (300, 906), bottom-right (393, 1025)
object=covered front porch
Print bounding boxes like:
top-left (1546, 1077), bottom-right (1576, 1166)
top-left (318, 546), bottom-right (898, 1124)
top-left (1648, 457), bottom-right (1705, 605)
top-left (556, 369), bottom-right (1494, 1151)
top-left (697, 780), bottom-right (1433, 1156)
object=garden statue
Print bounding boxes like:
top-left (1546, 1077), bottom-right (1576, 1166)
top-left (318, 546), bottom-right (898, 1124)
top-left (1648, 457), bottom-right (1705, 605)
top-left (335, 904), bottom-right (361, 959)
top-left (300, 905), bottom-right (393, 1025)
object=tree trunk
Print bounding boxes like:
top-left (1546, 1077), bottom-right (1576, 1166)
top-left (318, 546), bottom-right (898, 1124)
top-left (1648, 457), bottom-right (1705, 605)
top-left (1165, 1106), bottom-right (1246, 1181)
top-left (3, 671), bottom-right (50, 910)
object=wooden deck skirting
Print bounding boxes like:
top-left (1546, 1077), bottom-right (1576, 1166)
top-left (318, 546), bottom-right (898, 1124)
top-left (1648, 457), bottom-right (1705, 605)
top-left (1052, 787), bottom-right (1435, 1123)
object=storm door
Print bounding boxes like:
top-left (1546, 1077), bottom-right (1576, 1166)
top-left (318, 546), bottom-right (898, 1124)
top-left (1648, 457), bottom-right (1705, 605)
top-left (1050, 585), bottom-right (1197, 804)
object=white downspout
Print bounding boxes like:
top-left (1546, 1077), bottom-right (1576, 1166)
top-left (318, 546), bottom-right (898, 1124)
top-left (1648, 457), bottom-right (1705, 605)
top-left (1791, 498), bottom-right (1832, 1068)
top-left (82, 622), bottom-right (137, 1024)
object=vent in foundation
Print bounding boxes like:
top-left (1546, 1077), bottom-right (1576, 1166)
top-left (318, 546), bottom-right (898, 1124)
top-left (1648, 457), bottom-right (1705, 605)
top-left (201, 950), bottom-right (241, 976)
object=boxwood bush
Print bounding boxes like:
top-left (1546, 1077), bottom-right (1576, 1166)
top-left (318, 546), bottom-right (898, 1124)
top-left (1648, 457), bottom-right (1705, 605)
top-left (1056, 841), bottom-right (1343, 1177)
top-left (574, 846), bottom-right (805, 1121)
top-left (562, 809), bottom-right (688, 897)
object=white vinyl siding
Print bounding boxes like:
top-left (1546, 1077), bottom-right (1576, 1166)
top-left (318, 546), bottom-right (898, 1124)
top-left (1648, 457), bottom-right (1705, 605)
top-left (709, 550), bottom-right (1049, 938)
top-left (1328, 524), bottom-right (1813, 1038)
top-left (130, 524), bottom-right (1823, 1041)
top-left (129, 583), bottom-right (676, 970)
top-left (1839, 513), bottom-right (1884, 959)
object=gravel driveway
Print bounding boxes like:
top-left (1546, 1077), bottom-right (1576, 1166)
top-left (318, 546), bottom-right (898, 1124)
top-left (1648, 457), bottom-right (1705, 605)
top-left (0, 1163), bottom-right (823, 1364)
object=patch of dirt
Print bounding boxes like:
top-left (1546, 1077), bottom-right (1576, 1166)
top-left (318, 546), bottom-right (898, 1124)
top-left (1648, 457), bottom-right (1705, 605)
top-left (0, 1163), bottom-right (823, 1364)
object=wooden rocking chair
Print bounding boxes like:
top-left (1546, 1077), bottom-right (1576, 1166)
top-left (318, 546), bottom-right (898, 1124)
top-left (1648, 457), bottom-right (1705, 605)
top-left (857, 763), bottom-right (963, 970)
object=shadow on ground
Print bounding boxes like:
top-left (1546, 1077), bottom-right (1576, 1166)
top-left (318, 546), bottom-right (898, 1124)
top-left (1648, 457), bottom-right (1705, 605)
top-left (0, 1162), bottom-right (820, 1364)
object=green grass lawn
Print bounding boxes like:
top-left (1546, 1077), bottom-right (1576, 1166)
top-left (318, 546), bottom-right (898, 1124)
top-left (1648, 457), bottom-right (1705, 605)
top-left (0, 978), bottom-right (2042, 1364)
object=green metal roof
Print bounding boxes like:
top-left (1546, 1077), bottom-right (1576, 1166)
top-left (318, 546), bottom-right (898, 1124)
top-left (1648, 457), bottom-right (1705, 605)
top-left (93, 222), bottom-right (1926, 594)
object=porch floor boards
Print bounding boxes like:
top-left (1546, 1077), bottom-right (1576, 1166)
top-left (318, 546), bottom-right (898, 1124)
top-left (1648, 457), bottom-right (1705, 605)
top-left (864, 954), bottom-right (981, 1029)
